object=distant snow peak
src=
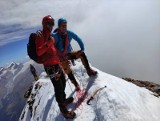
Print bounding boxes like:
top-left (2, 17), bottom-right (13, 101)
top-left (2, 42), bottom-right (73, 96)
top-left (7, 62), bottom-right (17, 69)
top-left (0, 60), bottom-right (45, 121)
top-left (7, 62), bottom-right (22, 70)
top-left (0, 67), bottom-right (4, 72)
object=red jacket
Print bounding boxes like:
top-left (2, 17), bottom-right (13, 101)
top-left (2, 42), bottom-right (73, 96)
top-left (36, 31), bottom-right (59, 67)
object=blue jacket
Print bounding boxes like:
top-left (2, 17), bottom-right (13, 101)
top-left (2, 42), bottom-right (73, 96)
top-left (52, 30), bottom-right (84, 54)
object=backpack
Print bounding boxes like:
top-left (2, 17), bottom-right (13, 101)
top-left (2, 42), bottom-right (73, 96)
top-left (27, 33), bottom-right (55, 64)
top-left (27, 33), bottom-right (39, 63)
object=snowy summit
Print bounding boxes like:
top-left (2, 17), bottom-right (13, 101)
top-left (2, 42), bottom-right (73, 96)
top-left (20, 61), bottom-right (160, 121)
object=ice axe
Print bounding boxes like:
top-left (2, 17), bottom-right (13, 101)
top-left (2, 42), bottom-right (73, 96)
top-left (87, 85), bottom-right (107, 105)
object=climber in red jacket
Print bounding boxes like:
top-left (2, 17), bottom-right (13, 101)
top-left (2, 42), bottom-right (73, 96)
top-left (35, 15), bottom-right (76, 119)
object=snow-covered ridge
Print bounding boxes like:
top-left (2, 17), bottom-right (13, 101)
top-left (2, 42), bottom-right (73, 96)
top-left (20, 61), bottom-right (160, 121)
top-left (123, 77), bottom-right (160, 97)
top-left (0, 60), bottom-right (44, 121)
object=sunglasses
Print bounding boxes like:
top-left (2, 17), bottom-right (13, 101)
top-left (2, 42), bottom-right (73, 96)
top-left (46, 20), bottom-right (54, 26)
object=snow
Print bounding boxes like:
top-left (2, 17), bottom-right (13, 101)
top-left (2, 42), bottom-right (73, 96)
top-left (13, 60), bottom-right (32, 81)
top-left (20, 61), bottom-right (160, 121)
top-left (0, 60), bottom-right (45, 121)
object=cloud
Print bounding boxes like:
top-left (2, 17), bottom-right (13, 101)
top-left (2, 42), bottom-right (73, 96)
top-left (0, 0), bottom-right (102, 46)
top-left (70, 0), bottom-right (160, 83)
top-left (0, 0), bottom-right (160, 83)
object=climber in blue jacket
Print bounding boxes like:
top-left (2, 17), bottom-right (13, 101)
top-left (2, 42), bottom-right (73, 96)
top-left (52, 18), bottom-right (97, 91)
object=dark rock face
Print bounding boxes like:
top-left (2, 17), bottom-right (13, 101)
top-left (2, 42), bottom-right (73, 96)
top-left (122, 77), bottom-right (160, 97)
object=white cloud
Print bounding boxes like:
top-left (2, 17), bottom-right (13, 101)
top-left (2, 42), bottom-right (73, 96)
top-left (0, 0), bottom-right (160, 83)
top-left (0, 0), bottom-right (101, 46)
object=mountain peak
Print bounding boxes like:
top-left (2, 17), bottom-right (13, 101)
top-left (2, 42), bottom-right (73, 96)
top-left (0, 67), bottom-right (4, 71)
top-left (20, 61), bottom-right (160, 121)
top-left (7, 62), bottom-right (21, 70)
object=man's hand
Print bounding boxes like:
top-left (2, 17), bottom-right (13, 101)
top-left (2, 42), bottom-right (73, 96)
top-left (45, 36), bottom-right (54, 48)
top-left (36, 30), bottom-right (43, 37)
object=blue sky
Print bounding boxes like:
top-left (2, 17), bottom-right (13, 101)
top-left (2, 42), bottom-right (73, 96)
top-left (0, 0), bottom-right (160, 83)
top-left (0, 38), bottom-right (27, 66)
top-left (0, 25), bottom-right (40, 66)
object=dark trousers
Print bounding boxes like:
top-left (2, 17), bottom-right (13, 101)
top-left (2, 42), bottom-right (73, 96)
top-left (67, 51), bottom-right (90, 70)
top-left (59, 51), bottom-right (90, 86)
top-left (44, 64), bottom-right (66, 104)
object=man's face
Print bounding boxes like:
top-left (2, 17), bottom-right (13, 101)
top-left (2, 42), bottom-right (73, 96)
top-left (46, 20), bottom-right (54, 32)
top-left (59, 22), bottom-right (67, 34)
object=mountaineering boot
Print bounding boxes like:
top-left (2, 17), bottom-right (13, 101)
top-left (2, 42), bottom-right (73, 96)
top-left (63, 97), bottom-right (74, 106)
top-left (79, 52), bottom-right (90, 72)
top-left (59, 103), bottom-right (76, 119)
top-left (87, 69), bottom-right (97, 77)
top-left (63, 111), bottom-right (76, 119)
top-left (78, 51), bottom-right (98, 77)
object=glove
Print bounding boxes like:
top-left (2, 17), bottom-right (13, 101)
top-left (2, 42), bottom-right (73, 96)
top-left (36, 30), bottom-right (43, 37)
